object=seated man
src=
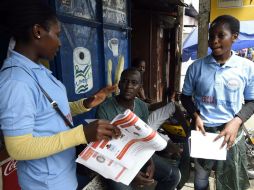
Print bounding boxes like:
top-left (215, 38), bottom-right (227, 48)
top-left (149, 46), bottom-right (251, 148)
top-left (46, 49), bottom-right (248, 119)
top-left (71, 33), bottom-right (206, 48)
top-left (148, 89), bottom-right (189, 137)
top-left (96, 68), bottom-right (180, 190)
top-left (148, 90), bottom-right (191, 190)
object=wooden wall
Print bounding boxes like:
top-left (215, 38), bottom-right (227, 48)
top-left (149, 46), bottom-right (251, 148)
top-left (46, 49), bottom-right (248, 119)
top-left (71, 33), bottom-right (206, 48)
top-left (131, 7), bottom-right (177, 102)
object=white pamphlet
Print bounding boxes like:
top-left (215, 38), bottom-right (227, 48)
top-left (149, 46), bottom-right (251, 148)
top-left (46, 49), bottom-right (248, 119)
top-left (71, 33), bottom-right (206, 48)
top-left (190, 130), bottom-right (227, 160)
top-left (76, 109), bottom-right (167, 185)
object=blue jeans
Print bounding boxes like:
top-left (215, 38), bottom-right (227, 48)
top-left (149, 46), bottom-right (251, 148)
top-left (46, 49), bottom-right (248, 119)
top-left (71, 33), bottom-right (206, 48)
top-left (194, 159), bottom-right (215, 190)
top-left (76, 174), bottom-right (92, 190)
top-left (106, 154), bottom-right (181, 190)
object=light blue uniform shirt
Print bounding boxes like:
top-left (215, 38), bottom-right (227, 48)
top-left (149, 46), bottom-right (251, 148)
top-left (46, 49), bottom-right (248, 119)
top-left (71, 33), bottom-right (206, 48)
top-left (0, 51), bottom-right (77, 190)
top-left (182, 53), bottom-right (254, 127)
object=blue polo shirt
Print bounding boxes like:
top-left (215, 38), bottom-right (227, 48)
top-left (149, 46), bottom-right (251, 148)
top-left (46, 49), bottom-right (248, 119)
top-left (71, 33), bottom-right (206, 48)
top-left (182, 53), bottom-right (254, 127)
top-left (0, 51), bottom-right (77, 190)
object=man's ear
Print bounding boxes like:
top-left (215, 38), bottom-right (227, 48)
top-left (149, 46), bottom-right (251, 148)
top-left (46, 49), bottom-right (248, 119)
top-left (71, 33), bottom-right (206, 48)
top-left (232, 32), bottom-right (239, 43)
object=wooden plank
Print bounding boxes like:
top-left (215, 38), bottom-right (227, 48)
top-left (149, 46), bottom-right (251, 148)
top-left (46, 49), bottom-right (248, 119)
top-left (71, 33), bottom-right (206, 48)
top-left (197, 0), bottom-right (210, 58)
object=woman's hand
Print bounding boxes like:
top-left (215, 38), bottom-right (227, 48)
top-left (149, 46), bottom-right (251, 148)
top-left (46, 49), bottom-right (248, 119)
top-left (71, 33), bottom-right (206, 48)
top-left (214, 117), bottom-right (242, 149)
top-left (83, 85), bottom-right (117, 109)
top-left (83, 119), bottom-right (121, 142)
top-left (194, 112), bottom-right (206, 135)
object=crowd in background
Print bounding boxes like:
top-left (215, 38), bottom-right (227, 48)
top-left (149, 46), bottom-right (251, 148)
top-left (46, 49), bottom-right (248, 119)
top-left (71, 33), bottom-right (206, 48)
top-left (236, 47), bottom-right (254, 61)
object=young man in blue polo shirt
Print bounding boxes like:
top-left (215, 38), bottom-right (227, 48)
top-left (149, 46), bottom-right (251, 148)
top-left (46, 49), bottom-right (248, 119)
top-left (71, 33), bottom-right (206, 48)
top-left (181, 15), bottom-right (254, 190)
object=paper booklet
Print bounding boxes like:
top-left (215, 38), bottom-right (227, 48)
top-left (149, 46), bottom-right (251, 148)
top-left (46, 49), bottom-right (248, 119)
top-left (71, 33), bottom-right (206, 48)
top-left (189, 130), bottom-right (227, 160)
top-left (76, 109), bottom-right (167, 185)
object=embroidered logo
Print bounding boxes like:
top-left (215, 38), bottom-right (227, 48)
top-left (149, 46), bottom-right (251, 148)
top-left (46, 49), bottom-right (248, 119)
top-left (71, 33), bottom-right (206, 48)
top-left (226, 78), bottom-right (240, 91)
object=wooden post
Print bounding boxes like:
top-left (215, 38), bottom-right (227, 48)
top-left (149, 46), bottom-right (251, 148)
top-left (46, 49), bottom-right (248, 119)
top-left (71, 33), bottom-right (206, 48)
top-left (197, 0), bottom-right (211, 58)
top-left (174, 5), bottom-right (184, 92)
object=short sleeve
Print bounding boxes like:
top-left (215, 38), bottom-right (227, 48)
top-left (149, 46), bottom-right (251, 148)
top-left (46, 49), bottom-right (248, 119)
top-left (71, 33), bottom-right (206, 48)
top-left (138, 100), bottom-right (149, 123)
top-left (96, 104), bottom-right (108, 120)
top-left (182, 64), bottom-right (195, 96)
top-left (0, 80), bottom-right (36, 136)
top-left (244, 64), bottom-right (254, 100)
top-left (148, 102), bottom-right (175, 130)
top-left (143, 106), bottom-right (149, 123)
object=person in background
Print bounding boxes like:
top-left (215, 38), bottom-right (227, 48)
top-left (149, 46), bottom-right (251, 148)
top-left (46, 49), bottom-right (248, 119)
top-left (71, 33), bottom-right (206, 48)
top-left (96, 68), bottom-right (180, 190)
top-left (148, 89), bottom-right (187, 131)
top-left (0, 1), bottom-right (120, 190)
top-left (148, 89), bottom-right (190, 190)
top-left (132, 58), bottom-right (154, 104)
top-left (247, 48), bottom-right (254, 62)
top-left (181, 15), bottom-right (254, 190)
top-left (251, 48), bottom-right (254, 62)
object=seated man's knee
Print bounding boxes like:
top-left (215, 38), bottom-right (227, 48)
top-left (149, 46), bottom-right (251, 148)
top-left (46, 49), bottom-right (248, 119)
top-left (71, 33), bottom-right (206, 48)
top-left (194, 160), bottom-right (210, 190)
top-left (153, 155), bottom-right (181, 185)
top-left (194, 171), bottom-right (209, 190)
top-left (171, 167), bottom-right (181, 185)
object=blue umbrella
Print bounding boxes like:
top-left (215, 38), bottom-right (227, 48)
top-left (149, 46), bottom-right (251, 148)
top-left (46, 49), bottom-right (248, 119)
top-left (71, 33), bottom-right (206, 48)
top-left (182, 21), bottom-right (254, 62)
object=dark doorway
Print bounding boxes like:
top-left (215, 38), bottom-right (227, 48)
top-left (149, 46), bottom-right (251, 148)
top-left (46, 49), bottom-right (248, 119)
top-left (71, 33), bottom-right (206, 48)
top-left (130, 0), bottom-right (179, 102)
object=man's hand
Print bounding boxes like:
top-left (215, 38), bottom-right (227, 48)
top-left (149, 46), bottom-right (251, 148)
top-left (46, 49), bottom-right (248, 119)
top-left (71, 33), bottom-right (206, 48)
top-left (164, 142), bottom-right (183, 160)
top-left (132, 172), bottom-right (154, 187)
top-left (83, 119), bottom-right (121, 142)
top-left (132, 159), bottom-right (155, 187)
top-left (83, 85), bottom-right (117, 109)
top-left (194, 112), bottom-right (206, 135)
top-left (214, 117), bottom-right (242, 149)
top-left (145, 159), bottom-right (155, 180)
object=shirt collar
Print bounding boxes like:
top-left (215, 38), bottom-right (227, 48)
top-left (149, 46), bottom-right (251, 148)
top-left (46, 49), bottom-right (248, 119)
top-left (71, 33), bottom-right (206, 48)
top-left (2, 50), bottom-right (52, 74)
top-left (2, 50), bottom-right (43, 70)
top-left (206, 51), bottom-right (238, 68)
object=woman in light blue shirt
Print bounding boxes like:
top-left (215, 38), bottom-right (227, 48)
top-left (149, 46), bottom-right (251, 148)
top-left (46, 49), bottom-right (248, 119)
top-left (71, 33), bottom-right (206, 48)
top-left (181, 15), bottom-right (253, 190)
top-left (0, 0), bottom-right (120, 189)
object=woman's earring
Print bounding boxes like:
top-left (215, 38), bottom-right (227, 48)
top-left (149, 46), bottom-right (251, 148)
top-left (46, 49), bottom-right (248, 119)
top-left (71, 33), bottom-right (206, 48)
top-left (37, 36), bottom-right (41, 39)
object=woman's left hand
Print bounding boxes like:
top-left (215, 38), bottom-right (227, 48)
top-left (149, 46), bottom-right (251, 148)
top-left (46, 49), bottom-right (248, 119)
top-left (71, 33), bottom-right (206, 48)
top-left (83, 85), bottom-right (117, 108)
top-left (214, 117), bottom-right (242, 149)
